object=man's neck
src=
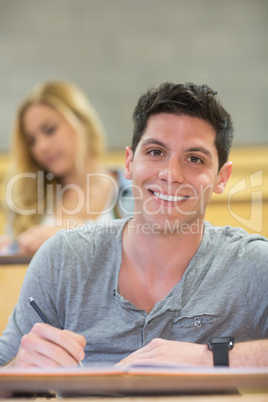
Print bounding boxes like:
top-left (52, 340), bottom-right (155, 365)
top-left (119, 218), bottom-right (204, 313)
top-left (124, 217), bottom-right (203, 272)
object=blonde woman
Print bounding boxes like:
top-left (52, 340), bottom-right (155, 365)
top-left (1, 81), bottom-right (133, 255)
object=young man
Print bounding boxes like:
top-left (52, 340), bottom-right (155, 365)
top-left (0, 83), bottom-right (267, 368)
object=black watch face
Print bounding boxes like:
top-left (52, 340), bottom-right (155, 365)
top-left (209, 337), bottom-right (234, 348)
top-left (212, 337), bottom-right (232, 344)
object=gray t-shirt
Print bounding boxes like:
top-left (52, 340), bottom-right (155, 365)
top-left (0, 218), bottom-right (267, 365)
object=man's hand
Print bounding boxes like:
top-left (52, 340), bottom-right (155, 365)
top-left (117, 338), bottom-right (213, 367)
top-left (117, 338), bottom-right (268, 368)
top-left (17, 226), bottom-right (61, 255)
top-left (11, 323), bottom-right (86, 368)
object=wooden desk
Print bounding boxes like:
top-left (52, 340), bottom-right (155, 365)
top-left (0, 255), bottom-right (32, 265)
top-left (0, 395), bottom-right (267, 401)
top-left (0, 264), bottom-right (28, 334)
top-left (0, 366), bottom-right (267, 399)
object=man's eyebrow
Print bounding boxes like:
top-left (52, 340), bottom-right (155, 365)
top-left (141, 139), bottom-right (170, 150)
top-left (185, 147), bottom-right (212, 158)
top-left (140, 140), bottom-right (212, 158)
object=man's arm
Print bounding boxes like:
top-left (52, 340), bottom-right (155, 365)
top-left (231, 339), bottom-right (268, 367)
top-left (1, 358), bottom-right (16, 368)
top-left (117, 338), bottom-right (268, 368)
top-left (2, 323), bottom-right (86, 368)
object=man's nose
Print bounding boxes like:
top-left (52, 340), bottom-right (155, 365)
top-left (158, 159), bottom-right (184, 184)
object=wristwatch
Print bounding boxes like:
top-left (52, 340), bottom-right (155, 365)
top-left (208, 337), bottom-right (234, 366)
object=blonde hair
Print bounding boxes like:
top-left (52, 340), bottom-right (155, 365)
top-left (6, 81), bottom-right (106, 236)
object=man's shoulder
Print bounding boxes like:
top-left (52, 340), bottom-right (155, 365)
top-left (30, 218), bottom-right (131, 272)
top-left (205, 221), bottom-right (268, 243)
top-left (204, 221), bottom-right (268, 259)
top-left (65, 217), bottom-right (129, 238)
top-left (48, 217), bottom-right (130, 252)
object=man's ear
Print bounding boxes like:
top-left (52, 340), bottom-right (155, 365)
top-left (214, 161), bottom-right (233, 194)
top-left (124, 146), bottom-right (133, 180)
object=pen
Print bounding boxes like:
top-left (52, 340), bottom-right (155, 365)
top-left (28, 297), bottom-right (50, 324)
top-left (28, 296), bottom-right (83, 367)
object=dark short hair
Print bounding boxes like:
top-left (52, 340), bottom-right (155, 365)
top-left (132, 82), bottom-right (233, 170)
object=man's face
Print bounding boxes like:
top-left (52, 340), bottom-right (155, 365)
top-left (124, 113), bottom-right (232, 232)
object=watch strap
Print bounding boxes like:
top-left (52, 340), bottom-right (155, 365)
top-left (211, 343), bottom-right (229, 366)
top-left (208, 337), bottom-right (234, 367)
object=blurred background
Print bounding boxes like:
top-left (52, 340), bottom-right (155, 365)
top-left (0, 0), bottom-right (267, 151)
top-left (0, 1), bottom-right (267, 325)
top-left (0, 0), bottom-right (267, 239)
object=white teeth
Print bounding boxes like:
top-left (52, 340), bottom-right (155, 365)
top-left (153, 192), bottom-right (187, 202)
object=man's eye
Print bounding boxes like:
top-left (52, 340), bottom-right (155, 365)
top-left (150, 149), bottom-right (163, 156)
top-left (189, 156), bottom-right (202, 163)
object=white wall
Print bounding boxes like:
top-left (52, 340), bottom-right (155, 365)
top-left (0, 0), bottom-right (267, 151)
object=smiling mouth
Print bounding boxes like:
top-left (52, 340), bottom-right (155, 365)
top-left (152, 191), bottom-right (189, 202)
